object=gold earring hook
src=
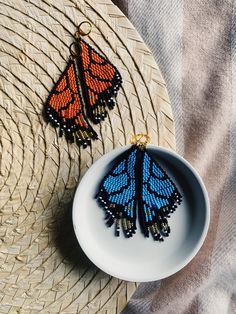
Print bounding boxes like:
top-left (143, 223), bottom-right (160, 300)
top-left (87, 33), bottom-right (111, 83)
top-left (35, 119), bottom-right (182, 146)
top-left (75, 21), bottom-right (92, 39)
top-left (69, 42), bottom-right (82, 58)
top-left (70, 21), bottom-right (92, 57)
top-left (130, 134), bottom-right (151, 147)
top-left (69, 42), bottom-right (78, 58)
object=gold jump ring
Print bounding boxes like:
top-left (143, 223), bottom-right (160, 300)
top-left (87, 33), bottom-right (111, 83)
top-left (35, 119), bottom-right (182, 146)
top-left (75, 21), bottom-right (92, 38)
top-left (130, 134), bottom-right (151, 146)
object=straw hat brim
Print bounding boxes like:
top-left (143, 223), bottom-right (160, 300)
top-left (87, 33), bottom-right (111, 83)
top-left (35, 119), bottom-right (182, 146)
top-left (0, 0), bottom-right (175, 312)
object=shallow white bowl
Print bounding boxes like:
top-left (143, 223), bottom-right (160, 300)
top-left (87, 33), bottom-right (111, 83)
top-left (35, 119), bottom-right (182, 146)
top-left (72, 145), bottom-right (210, 282)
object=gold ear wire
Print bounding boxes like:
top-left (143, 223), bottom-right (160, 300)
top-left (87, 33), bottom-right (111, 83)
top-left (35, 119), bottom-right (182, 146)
top-left (75, 21), bottom-right (92, 38)
top-left (130, 134), bottom-right (151, 147)
top-left (69, 42), bottom-right (78, 58)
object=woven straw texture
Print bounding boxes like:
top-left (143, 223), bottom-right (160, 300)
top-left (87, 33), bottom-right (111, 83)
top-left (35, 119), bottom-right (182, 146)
top-left (0, 0), bottom-right (175, 313)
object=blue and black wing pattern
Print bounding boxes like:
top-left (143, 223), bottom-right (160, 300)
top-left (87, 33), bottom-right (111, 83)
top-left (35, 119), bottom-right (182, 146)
top-left (96, 144), bottom-right (182, 242)
top-left (139, 150), bottom-right (182, 241)
top-left (96, 146), bottom-right (138, 237)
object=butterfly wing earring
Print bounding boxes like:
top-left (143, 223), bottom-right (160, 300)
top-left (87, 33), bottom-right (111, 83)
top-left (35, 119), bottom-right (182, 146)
top-left (45, 59), bottom-right (98, 148)
top-left (74, 21), bottom-right (123, 124)
top-left (97, 145), bottom-right (138, 237)
top-left (45, 21), bottom-right (122, 147)
top-left (96, 134), bottom-right (182, 242)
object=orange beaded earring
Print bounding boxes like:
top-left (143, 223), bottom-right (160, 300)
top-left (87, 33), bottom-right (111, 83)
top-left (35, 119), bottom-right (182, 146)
top-left (45, 21), bottom-right (122, 148)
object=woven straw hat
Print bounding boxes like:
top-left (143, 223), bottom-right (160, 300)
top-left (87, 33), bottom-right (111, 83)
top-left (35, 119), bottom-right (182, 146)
top-left (0, 0), bottom-right (175, 312)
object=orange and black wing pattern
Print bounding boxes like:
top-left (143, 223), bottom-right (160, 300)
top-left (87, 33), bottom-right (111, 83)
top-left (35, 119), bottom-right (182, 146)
top-left (45, 59), bottom-right (97, 147)
top-left (77, 38), bottom-right (122, 124)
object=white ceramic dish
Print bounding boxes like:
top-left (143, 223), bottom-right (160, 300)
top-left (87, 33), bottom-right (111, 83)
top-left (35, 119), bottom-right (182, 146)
top-left (72, 145), bottom-right (210, 282)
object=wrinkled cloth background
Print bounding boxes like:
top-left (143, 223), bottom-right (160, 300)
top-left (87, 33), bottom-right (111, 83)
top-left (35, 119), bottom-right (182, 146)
top-left (112, 1), bottom-right (236, 313)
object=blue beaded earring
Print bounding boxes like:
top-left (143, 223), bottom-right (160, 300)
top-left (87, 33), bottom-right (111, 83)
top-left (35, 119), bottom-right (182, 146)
top-left (96, 134), bottom-right (182, 242)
